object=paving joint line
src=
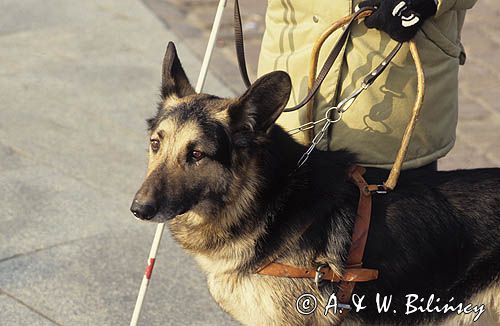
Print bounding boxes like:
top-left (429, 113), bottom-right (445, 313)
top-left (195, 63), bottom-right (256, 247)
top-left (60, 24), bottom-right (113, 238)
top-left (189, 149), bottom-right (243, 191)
top-left (1, 289), bottom-right (64, 326)
top-left (0, 234), bottom-right (102, 264)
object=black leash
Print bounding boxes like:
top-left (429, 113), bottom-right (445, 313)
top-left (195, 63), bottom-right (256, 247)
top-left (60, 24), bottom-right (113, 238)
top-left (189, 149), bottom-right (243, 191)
top-left (233, 0), bottom-right (252, 89)
top-left (233, 2), bottom-right (402, 113)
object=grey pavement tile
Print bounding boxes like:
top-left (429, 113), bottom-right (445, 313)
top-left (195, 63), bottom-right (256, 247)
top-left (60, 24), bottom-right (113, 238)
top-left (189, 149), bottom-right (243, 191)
top-left (457, 120), bottom-right (500, 154)
top-left (144, 0), bottom-right (265, 95)
top-left (0, 142), bottom-right (35, 172)
top-left (439, 135), bottom-right (496, 170)
top-left (0, 103), bottom-right (148, 197)
top-left (0, 162), bottom-right (134, 260)
top-left (0, 0), bottom-right (93, 36)
top-left (457, 92), bottom-right (493, 121)
top-left (460, 80), bottom-right (500, 115)
top-left (459, 66), bottom-right (500, 98)
top-left (0, 294), bottom-right (55, 326)
top-left (0, 229), bottom-right (236, 325)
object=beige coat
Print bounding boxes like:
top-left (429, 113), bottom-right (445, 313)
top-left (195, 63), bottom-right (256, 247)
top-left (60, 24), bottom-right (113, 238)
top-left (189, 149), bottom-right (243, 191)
top-left (257, 0), bottom-right (477, 169)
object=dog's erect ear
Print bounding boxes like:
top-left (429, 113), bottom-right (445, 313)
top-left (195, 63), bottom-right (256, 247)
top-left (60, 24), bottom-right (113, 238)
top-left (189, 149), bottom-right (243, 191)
top-left (161, 42), bottom-right (196, 99)
top-left (229, 71), bottom-right (291, 133)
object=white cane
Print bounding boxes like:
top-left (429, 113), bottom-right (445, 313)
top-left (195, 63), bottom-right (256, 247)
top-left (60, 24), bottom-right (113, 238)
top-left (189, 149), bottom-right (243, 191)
top-left (129, 0), bottom-right (228, 325)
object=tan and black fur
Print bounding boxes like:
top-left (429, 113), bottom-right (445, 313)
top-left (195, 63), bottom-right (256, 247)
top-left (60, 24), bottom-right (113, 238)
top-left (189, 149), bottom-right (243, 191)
top-left (131, 42), bottom-right (500, 325)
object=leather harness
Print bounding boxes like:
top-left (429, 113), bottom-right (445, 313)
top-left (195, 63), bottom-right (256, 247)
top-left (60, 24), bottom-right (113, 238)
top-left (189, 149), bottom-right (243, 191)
top-left (255, 166), bottom-right (379, 318)
top-left (234, 1), bottom-right (426, 321)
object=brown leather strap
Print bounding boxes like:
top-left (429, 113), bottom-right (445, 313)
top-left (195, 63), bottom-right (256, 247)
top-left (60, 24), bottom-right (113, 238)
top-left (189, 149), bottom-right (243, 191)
top-left (233, 0), bottom-right (374, 112)
top-left (345, 166), bottom-right (372, 266)
top-left (257, 262), bottom-right (378, 282)
top-left (254, 166), bottom-right (377, 284)
top-left (335, 166), bottom-right (374, 320)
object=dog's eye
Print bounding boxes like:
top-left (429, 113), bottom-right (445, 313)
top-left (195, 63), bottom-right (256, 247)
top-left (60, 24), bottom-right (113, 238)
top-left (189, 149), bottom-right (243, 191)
top-left (190, 150), bottom-right (205, 161)
top-left (150, 139), bottom-right (160, 153)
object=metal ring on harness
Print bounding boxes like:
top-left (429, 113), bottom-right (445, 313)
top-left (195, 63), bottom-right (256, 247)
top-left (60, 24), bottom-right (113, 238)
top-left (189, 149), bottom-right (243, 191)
top-left (325, 106), bottom-right (343, 124)
top-left (314, 263), bottom-right (329, 287)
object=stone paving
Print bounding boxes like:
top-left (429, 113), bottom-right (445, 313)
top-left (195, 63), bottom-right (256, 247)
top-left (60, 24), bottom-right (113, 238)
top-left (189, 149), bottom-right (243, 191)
top-left (145, 0), bottom-right (500, 169)
top-left (439, 0), bottom-right (500, 169)
top-left (143, 0), bottom-right (266, 95)
top-left (0, 0), bottom-right (235, 324)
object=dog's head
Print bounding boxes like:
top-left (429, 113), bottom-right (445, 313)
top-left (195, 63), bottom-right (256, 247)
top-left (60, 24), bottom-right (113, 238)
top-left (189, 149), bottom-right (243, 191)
top-left (130, 42), bottom-right (291, 223)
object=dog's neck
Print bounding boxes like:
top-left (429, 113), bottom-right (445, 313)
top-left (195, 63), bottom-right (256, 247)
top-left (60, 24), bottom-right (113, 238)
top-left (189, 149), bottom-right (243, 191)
top-left (239, 126), bottom-right (358, 267)
top-left (170, 125), bottom-right (358, 275)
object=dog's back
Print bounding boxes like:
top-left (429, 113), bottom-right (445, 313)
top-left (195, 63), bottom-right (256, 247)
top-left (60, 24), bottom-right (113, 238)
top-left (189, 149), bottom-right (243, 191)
top-left (345, 167), bottom-right (500, 324)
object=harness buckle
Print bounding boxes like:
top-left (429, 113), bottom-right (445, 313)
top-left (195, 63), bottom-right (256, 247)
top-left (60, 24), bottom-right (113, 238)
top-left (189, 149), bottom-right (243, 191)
top-left (314, 264), bottom-right (329, 287)
top-left (370, 184), bottom-right (388, 194)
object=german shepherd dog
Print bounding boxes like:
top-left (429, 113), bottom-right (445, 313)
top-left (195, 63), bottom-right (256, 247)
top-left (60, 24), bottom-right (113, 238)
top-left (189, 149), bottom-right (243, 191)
top-left (131, 42), bottom-right (500, 325)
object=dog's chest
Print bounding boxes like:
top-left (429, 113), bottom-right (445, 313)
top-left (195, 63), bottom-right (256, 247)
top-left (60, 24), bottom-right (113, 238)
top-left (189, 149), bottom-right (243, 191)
top-left (205, 272), bottom-right (282, 324)
top-left (203, 269), bottom-right (339, 325)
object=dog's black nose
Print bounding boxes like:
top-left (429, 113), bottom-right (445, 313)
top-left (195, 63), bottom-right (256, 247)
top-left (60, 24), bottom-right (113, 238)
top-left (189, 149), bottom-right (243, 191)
top-left (130, 200), bottom-right (157, 220)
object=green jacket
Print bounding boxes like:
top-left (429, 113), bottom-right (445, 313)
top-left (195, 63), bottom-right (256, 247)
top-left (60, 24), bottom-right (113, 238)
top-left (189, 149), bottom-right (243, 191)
top-left (257, 0), bottom-right (477, 169)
